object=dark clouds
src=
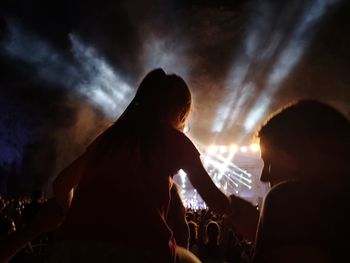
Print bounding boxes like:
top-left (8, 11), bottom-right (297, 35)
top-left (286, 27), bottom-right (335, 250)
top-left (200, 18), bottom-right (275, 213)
top-left (0, 0), bottom-right (349, 195)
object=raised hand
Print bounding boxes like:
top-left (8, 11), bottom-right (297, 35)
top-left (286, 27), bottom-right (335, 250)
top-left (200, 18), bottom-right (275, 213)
top-left (226, 194), bottom-right (260, 241)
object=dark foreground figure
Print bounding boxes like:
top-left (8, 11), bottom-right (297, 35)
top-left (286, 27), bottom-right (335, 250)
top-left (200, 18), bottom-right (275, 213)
top-left (252, 100), bottom-right (350, 262)
top-left (1, 76), bottom-right (348, 262)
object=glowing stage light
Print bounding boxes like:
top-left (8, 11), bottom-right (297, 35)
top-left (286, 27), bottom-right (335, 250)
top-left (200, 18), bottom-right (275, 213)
top-left (240, 146), bottom-right (248, 153)
top-left (184, 126), bottom-right (190, 133)
top-left (230, 171), bottom-right (252, 184)
top-left (180, 141), bottom-right (260, 207)
top-left (202, 150), bottom-right (252, 189)
top-left (229, 176), bottom-right (252, 189)
top-left (208, 145), bottom-right (217, 154)
top-left (221, 173), bottom-right (241, 188)
top-left (178, 169), bottom-right (187, 178)
top-left (219, 146), bottom-right (228, 154)
top-left (178, 169), bottom-right (187, 186)
top-left (217, 172), bottom-right (223, 180)
top-left (250, 143), bottom-right (260, 152)
top-left (230, 144), bottom-right (239, 152)
top-left (204, 148), bottom-right (252, 178)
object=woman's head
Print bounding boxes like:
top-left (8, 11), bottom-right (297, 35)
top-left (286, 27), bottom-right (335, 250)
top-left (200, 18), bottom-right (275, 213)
top-left (258, 100), bottom-right (350, 186)
top-left (91, 69), bottom-right (191, 164)
top-left (206, 221), bottom-right (220, 243)
top-left (129, 68), bottom-right (192, 131)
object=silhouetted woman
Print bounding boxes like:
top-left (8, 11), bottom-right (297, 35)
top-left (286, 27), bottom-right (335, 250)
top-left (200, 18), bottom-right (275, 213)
top-left (51, 69), bottom-right (235, 263)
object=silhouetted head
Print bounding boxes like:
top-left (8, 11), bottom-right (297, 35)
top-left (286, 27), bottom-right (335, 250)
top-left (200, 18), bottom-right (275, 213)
top-left (120, 68), bottom-right (191, 131)
top-left (259, 100), bottom-right (350, 187)
top-left (91, 68), bottom-right (192, 164)
top-left (186, 211), bottom-right (194, 222)
top-left (206, 221), bottom-right (220, 243)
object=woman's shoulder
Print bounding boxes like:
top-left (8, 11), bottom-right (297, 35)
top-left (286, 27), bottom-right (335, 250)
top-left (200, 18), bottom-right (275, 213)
top-left (159, 124), bottom-right (201, 157)
top-left (161, 123), bottom-right (184, 135)
top-left (161, 124), bottom-right (193, 144)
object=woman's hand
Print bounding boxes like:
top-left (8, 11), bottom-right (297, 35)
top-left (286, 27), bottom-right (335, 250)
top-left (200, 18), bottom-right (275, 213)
top-left (53, 152), bottom-right (89, 213)
top-left (225, 194), bottom-right (260, 242)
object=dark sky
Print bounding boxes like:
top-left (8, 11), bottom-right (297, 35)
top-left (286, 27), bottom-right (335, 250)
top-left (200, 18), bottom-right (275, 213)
top-left (0, 0), bottom-right (349, 195)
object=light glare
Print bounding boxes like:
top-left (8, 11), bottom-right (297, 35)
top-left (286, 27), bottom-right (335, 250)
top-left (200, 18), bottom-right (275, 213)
top-left (250, 143), bottom-right (260, 152)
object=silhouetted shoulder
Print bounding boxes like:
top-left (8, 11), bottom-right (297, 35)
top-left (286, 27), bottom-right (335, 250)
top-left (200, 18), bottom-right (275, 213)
top-left (264, 181), bottom-right (299, 205)
top-left (157, 125), bottom-right (201, 174)
top-left (162, 125), bottom-right (200, 157)
top-left (262, 180), bottom-right (323, 220)
top-left (259, 181), bottom-right (298, 230)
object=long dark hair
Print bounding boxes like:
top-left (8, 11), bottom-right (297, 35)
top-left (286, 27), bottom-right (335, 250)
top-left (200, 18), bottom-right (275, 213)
top-left (117, 68), bottom-right (192, 131)
top-left (87, 68), bottom-right (192, 161)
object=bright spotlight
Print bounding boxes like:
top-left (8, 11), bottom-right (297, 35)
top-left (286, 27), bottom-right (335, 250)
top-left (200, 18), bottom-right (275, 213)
top-left (208, 145), bottom-right (217, 154)
top-left (184, 126), bottom-right (190, 133)
top-left (219, 146), bottom-right (228, 154)
top-left (178, 169), bottom-right (187, 178)
top-left (240, 146), bottom-right (248, 152)
top-left (230, 144), bottom-right (239, 152)
top-left (250, 143), bottom-right (260, 152)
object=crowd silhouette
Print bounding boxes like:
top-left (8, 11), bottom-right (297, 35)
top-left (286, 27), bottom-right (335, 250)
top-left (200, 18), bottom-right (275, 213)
top-left (0, 69), bottom-right (349, 262)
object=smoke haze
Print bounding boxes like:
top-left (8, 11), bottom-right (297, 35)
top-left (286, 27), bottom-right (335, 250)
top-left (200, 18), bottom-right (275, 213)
top-left (0, 0), bottom-right (349, 195)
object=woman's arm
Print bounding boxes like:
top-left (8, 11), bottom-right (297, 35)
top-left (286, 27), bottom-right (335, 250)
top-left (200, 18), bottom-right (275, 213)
top-left (228, 194), bottom-right (259, 242)
top-left (167, 184), bottom-right (190, 248)
top-left (52, 153), bottom-right (89, 214)
top-left (183, 156), bottom-right (259, 241)
top-left (183, 156), bottom-right (231, 215)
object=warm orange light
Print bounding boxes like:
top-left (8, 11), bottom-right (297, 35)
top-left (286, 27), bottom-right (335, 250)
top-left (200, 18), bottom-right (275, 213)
top-left (230, 144), bottom-right (238, 152)
top-left (240, 146), bottom-right (248, 152)
top-left (250, 143), bottom-right (260, 152)
top-left (208, 145), bottom-right (217, 154)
